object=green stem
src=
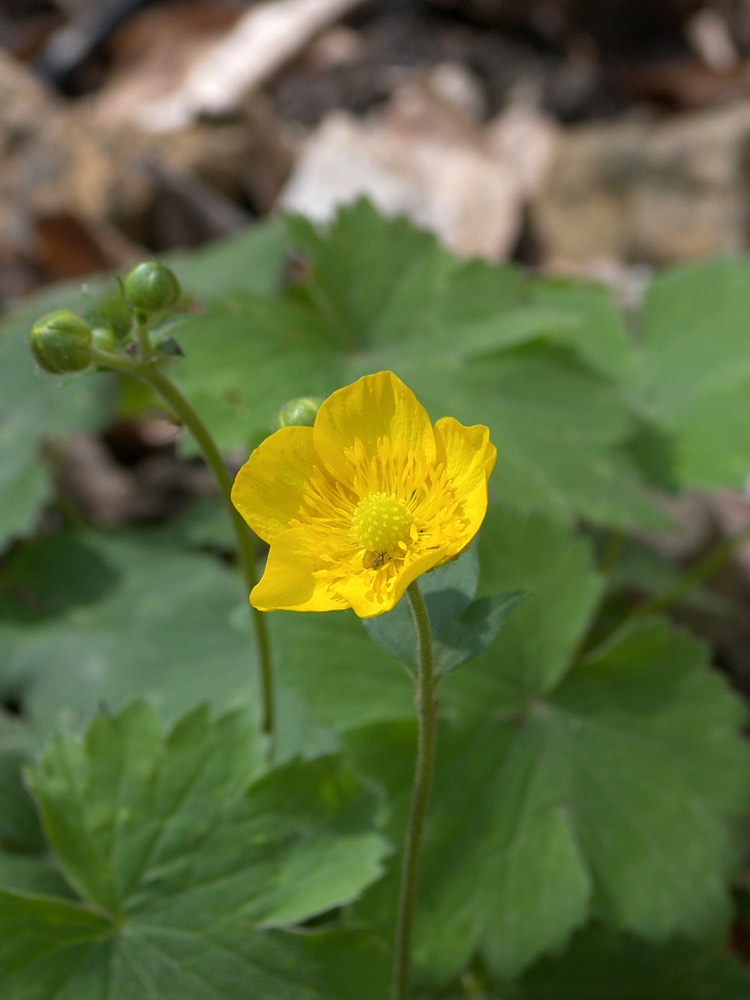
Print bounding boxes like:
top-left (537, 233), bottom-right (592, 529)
top-left (134, 312), bottom-right (152, 358)
top-left (392, 581), bottom-right (438, 1000)
top-left (110, 357), bottom-right (275, 748)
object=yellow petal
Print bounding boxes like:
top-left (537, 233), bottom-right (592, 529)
top-left (340, 549), bottom-right (446, 618)
top-left (434, 416), bottom-right (496, 536)
top-left (250, 528), bottom-right (348, 612)
top-left (314, 371), bottom-right (436, 484)
top-left (231, 427), bottom-right (318, 543)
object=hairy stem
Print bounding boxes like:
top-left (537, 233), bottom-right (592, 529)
top-left (123, 359), bottom-right (275, 748)
top-left (393, 581), bottom-right (438, 1000)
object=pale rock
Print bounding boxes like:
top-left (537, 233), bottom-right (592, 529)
top-left (532, 101), bottom-right (750, 264)
top-left (280, 66), bottom-right (557, 259)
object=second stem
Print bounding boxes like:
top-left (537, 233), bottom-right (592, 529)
top-left (136, 363), bottom-right (275, 746)
top-left (392, 581), bottom-right (438, 1000)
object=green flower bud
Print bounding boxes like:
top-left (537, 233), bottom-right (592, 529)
top-left (274, 396), bottom-right (323, 430)
top-left (123, 261), bottom-right (180, 313)
top-left (29, 310), bottom-right (93, 374)
top-left (91, 326), bottom-right (119, 354)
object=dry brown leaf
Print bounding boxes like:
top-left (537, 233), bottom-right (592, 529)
top-left (131, 0), bottom-right (370, 133)
top-left (87, 1), bottom-right (242, 127)
top-left (280, 65), bottom-right (557, 259)
top-left (34, 210), bottom-right (142, 278)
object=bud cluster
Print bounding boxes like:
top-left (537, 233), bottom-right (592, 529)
top-left (29, 261), bottom-right (181, 375)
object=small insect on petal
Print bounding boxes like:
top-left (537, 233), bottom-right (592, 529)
top-left (231, 371), bottom-right (497, 617)
top-left (363, 550), bottom-right (390, 570)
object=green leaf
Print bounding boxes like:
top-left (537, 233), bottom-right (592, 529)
top-left (635, 255), bottom-right (750, 488)
top-left (1, 701), bottom-right (389, 999)
top-left (524, 275), bottom-right (635, 380)
top-left (171, 296), bottom-right (345, 453)
top-left (347, 506), bottom-right (750, 983)
top-left (272, 607), bottom-right (414, 734)
top-left (0, 747), bottom-right (44, 852)
top-left (171, 201), bottom-right (663, 528)
top-left (0, 852), bottom-right (72, 897)
top-left (26, 701), bottom-right (386, 923)
top-left (27, 702), bottom-right (262, 912)
top-left (289, 203), bottom-right (632, 377)
top-left (435, 591), bottom-right (528, 676)
top-left (0, 529), bottom-right (254, 731)
top-left (0, 308), bottom-right (114, 550)
top-left (363, 547), bottom-right (479, 671)
top-left (0, 523), bottom-right (401, 759)
top-left (286, 199), bottom-right (452, 347)
top-left (467, 502), bottom-right (604, 694)
top-left (511, 925), bottom-right (750, 1000)
top-left (0, 891), bottom-right (387, 1000)
top-left (347, 712), bottom-right (593, 984)
top-left (363, 546), bottom-right (526, 675)
top-left (0, 892), bottom-right (112, 984)
top-left (164, 217), bottom-right (288, 304)
top-left (429, 344), bottom-right (664, 530)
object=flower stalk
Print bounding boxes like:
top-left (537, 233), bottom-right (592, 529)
top-left (89, 311), bottom-right (275, 750)
top-left (392, 580), bottom-right (438, 1000)
top-left (136, 363), bottom-right (275, 745)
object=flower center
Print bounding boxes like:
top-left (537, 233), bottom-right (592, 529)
top-left (352, 492), bottom-right (412, 553)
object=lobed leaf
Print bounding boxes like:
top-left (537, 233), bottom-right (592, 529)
top-left (0, 701), bottom-right (390, 1000)
top-left (512, 924), bottom-right (750, 999)
top-left (164, 216), bottom-right (288, 304)
top-left (0, 891), bottom-right (387, 1000)
top-left (346, 506), bottom-right (750, 983)
top-left (172, 200), bottom-right (664, 528)
top-left (0, 529), bottom-right (255, 730)
top-left (363, 546), bottom-right (526, 675)
top-left (635, 254), bottom-right (750, 489)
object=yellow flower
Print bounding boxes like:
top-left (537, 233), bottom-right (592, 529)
top-left (231, 371), bottom-right (496, 618)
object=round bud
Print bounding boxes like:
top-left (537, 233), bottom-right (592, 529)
top-left (91, 326), bottom-right (118, 354)
top-left (29, 310), bottom-right (93, 374)
top-left (274, 396), bottom-right (323, 430)
top-left (123, 261), bottom-right (180, 313)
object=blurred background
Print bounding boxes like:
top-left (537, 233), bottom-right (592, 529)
top-left (5, 0), bottom-right (750, 703)
top-left (3, 0), bottom-right (750, 309)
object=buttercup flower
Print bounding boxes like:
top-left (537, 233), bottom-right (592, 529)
top-left (232, 371), bottom-right (496, 618)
